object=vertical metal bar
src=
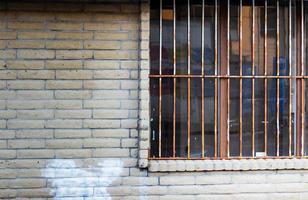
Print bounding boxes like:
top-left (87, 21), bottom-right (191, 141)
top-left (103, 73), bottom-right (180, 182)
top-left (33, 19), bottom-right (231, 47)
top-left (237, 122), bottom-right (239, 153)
top-left (301, 0), bottom-right (305, 156)
top-left (276, 0), bottom-right (280, 157)
top-left (288, 0), bottom-right (292, 157)
top-left (173, 0), bottom-right (177, 158)
top-left (214, 0), bottom-right (218, 158)
top-left (227, 0), bottom-right (230, 157)
top-left (187, 0), bottom-right (191, 159)
top-left (159, 0), bottom-right (162, 158)
top-left (296, 0), bottom-right (303, 156)
top-left (201, 0), bottom-right (205, 158)
top-left (239, 0), bottom-right (243, 157)
top-left (252, 0), bottom-right (256, 157)
top-left (264, 0), bottom-right (268, 156)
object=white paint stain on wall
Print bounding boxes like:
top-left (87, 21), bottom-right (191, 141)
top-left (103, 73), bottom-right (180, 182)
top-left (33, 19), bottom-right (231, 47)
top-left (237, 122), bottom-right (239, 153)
top-left (42, 159), bottom-right (123, 199)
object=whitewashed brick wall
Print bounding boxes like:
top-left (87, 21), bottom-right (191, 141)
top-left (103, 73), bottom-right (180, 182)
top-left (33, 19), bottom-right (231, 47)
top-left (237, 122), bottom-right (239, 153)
top-left (0, 0), bottom-right (308, 199)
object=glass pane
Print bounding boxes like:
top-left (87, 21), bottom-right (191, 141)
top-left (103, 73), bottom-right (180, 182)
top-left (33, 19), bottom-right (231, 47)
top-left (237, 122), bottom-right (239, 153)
top-left (176, 78), bottom-right (188, 157)
top-left (267, 0), bottom-right (277, 76)
top-left (290, 0), bottom-right (295, 156)
top-left (162, 0), bottom-right (174, 75)
top-left (255, 1), bottom-right (265, 76)
top-left (267, 78), bottom-right (277, 156)
top-left (279, 78), bottom-right (289, 156)
top-left (305, 80), bottom-right (308, 155)
top-left (230, 0), bottom-right (240, 76)
top-left (176, 0), bottom-right (188, 75)
top-left (254, 1), bottom-right (265, 156)
top-left (204, 78), bottom-right (215, 157)
top-left (150, 0), bottom-right (160, 74)
top-left (230, 79), bottom-right (240, 156)
top-left (266, 0), bottom-right (277, 156)
top-left (278, 0), bottom-right (290, 156)
top-left (190, 78), bottom-right (202, 158)
top-left (204, 0), bottom-right (216, 75)
top-left (191, 0), bottom-right (202, 75)
top-left (161, 78), bottom-right (174, 157)
top-left (255, 79), bottom-right (265, 155)
top-left (243, 79), bottom-right (252, 157)
top-left (150, 79), bottom-right (159, 157)
top-left (242, 1), bottom-right (253, 157)
top-left (242, 1), bottom-right (252, 76)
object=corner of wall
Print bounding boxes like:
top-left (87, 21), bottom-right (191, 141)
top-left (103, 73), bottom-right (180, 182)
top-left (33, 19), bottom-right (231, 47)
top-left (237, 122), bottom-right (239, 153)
top-left (138, 0), bottom-right (150, 168)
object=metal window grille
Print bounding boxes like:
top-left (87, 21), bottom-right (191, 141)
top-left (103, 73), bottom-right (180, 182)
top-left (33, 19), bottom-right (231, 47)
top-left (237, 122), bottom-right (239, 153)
top-left (149, 0), bottom-right (307, 159)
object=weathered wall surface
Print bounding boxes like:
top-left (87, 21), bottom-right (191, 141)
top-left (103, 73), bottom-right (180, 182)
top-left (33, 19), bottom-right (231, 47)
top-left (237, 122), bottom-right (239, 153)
top-left (0, 1), bottom-right (308, 199)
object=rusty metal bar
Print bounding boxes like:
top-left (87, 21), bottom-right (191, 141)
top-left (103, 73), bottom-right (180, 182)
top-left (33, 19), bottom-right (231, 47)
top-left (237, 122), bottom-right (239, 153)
top-left (264, 0), bottom-right (268, 156)
top-left (158, 0), bottom-right (162, 158)
top-left (149, 155), bottom-right (300, 160)
top-left (302, 78), bottom-right (305, 156)
top-left (187, 0), bottom-right (191, 159)
top-left (239, 0), bottom-right (243, 157)
top-left (252, 0), bottom-right (255, 157)
top-left (276, 0), bottom-right (280, 157)
top-left (296, 0), bottom-right (303, 156)
top-left (288, 0), bottom-right (292, 157)
top-left (214, 0), bottom-right (218, 158)
top-left (201, 0), bottom-right (205, 158)
top-left (301, 0), bottom-right (304, 156)
top-left (173, 0), bottom-right (176, 158)
top-left (227, 0), bottom-right (230, 158)
top-left (149, 74), bottom-right (300, 79)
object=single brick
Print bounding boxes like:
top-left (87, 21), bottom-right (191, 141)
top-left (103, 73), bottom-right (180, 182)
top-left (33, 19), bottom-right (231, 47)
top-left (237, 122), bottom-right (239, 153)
top-left (93, 109), bottom-right (129, 119)
top-left (83, 119), bottom-right (120, 128)
top-left (55, 90), bottom-right (91, 100)
top-left (17, 149), bottom-right (54, 159)
top-left (55, 110), bottom-right (92, 119)
top-left (8, 139), bottom-right (45, 149)
top-left (46, 80), bottom-right (82, 89)
top-left (6, 60), bottom-right (44, 69)
top-left (84, 41), bottom-right (120, 50)
top-left (18, 70), bottom-right (55, 79)
top-left (45, 120), bottom-right (82, 129)
top-left (16, 110), bottom-right (54, 119)
top-left (46, 60), bottom-right (82, 69)
top-left (7, 80), bottom-right (44, 89)
top-left (47, 22), bottom-right (83, 30)
top-left (83, 80), bottom-right (120, 89)
top-left (46, 139), bottom-right (83, 149)
top-left (56, 50), bottom-right (93, 59)
top-left (46, 41), bottom-right (83, 49)
top-left (83, 138), bottom-right (121, 148)
top-left (18, 31), bottom-right (55, 39)
top-left (55, 149), bottom-right (91, 158)
top-left (56, 70), bottom-right (93, 80)
top-left (17, 50), bottom-right (55, 59)
top-left (8, 22), bottom-right (44, 30)
top-left (7, 40), bottom-right (45, 49)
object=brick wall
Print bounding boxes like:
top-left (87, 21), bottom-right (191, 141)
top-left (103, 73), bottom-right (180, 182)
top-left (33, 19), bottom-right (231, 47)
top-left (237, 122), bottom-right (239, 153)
top-left (0, 1), bottom-right (308, 199)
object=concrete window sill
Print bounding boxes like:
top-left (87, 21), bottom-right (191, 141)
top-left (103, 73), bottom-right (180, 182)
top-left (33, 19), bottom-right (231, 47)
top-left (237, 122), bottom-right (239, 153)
top-left (148, 159), bottom-right (308, 172)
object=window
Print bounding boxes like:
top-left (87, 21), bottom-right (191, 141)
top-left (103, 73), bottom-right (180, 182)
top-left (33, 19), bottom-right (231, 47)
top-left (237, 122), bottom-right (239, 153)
top-left (149, 0), bottom-right (308, 159)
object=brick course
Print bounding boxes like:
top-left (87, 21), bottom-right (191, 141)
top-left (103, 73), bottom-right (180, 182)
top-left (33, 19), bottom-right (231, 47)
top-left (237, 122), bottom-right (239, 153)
top-left (0, 0), bottom-right (308, 199)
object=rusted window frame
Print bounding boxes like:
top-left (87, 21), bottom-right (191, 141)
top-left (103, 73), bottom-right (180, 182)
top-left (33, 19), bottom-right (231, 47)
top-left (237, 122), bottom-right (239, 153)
top-left (149, 0), bottom-right (307, 160)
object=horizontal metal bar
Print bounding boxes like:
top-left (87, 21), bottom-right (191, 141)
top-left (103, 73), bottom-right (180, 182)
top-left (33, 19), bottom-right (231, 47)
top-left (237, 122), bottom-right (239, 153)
top-left (149, 156), bottom-right (299, 160)
top-left (149, 75), bottom-right (308, 79)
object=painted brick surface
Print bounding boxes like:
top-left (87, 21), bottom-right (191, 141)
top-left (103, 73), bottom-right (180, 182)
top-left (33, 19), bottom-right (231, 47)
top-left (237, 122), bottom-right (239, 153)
top-left (0, 0), bottom-right (308, 199)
